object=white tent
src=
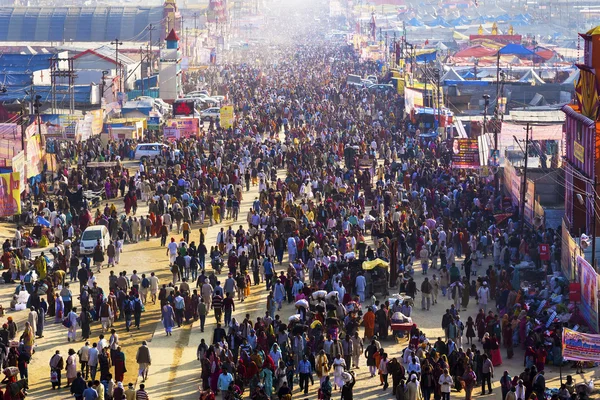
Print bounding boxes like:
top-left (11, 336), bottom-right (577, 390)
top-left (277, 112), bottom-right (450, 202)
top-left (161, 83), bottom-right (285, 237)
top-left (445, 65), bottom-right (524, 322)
top-left (519, 69), bottom-right (545, 85)
top-left (441, 67), bottom-right (464, 82)
top-left (562, 69), bottom-right (579, 85)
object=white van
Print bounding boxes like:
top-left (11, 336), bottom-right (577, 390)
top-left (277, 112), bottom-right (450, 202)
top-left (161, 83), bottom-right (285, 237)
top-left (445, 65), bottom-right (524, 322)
top-left (79, 225), bottom-right (111, 255)
top-left (134, 143), bottom-right (169, 162)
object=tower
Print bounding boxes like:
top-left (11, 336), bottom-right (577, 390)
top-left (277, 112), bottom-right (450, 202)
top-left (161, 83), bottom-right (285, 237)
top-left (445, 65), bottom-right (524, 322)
top-left (162, 0), bottom-right (181, 42)
top-left (159, 29), bottom-right (182, 103)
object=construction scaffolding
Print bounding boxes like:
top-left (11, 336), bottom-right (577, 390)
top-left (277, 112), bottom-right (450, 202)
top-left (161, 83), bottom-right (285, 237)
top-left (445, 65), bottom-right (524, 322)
top-left (50, 56), bottom-right (76, 115)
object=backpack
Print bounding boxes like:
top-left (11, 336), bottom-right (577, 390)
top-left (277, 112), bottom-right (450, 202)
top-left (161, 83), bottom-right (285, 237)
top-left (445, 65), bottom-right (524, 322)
top-left (124, 300), bottom-right (133, 313)
top-left (134, 300), bottom-right (143, 314)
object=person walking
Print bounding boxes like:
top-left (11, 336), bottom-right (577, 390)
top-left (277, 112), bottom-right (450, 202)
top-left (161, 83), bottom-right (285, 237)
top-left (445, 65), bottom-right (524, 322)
top-left (49, 350), bottom-right (65, 390)
top-left (136, 341), bottom-right (151, 382)
top-left (66, 348), bottom-right (78, 387)
top-left (438, 369), bottom-right (453, 400)
top-left (66, 307), bottom-right (78, 342)
top-left (298, 355), bottom-right (312, 395)
top-left (162, 302), bottom-right (176, 336)
top-left (480, 354), bottom-right (493, 395)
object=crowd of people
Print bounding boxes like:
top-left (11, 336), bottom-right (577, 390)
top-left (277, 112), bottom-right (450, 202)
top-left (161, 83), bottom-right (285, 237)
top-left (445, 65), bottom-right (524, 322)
top-left (0, 5), bottom-right (592, 400)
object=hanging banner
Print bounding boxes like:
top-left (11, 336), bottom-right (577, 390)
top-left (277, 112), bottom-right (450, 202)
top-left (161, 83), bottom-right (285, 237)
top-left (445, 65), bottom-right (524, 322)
top-left (165, 119), bottom-right (199, 138)
top-left (451, 139), bottom-right (480, 169)
top-left (11, 151), bottom-right (25, 194)
top-left (220, 106), bottom-right (234, 129)
top-left (164, 127), bottom-right (180, 141)
top-left (577, 255), bottom-right (599, 333)
top-left (562, 219), bottom-right (579, 281)
top-left (0, 172), bottom-right (21, 216)
top-left (562, 328), bottom-right (600, 361)
top-left (25, 133), bottom-right (43, 179)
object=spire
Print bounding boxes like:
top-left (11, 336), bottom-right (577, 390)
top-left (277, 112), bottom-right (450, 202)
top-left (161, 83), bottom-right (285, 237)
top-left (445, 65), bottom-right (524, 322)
top-left (165, 29), bottom-right (179, 42)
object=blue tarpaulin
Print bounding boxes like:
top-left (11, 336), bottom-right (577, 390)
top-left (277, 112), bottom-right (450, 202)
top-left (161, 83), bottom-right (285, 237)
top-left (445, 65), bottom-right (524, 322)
top-left (406, 18), bottom-right (424, 27)
top-left (416, 52), bottom-right (437, 63)
top-left (498, 43), bottom-right (535, 56)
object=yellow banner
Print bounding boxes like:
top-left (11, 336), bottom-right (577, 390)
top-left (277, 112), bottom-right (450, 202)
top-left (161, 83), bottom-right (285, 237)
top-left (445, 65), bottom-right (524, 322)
top-left (0, 172), bottom-right (21, 216)
top-left (220, 106), bottom-right (234, 129)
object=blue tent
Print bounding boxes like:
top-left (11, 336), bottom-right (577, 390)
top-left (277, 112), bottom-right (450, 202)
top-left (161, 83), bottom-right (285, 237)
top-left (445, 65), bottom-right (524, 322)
top-left (497, 43), bottom-right (535, 56)
top-left (461, 71), bottom-right (475, 79)
top-left (406, 18), bottom-right (424, 27)
top-left (495, 14), bottom-right (511, 22)
top-left (416, 52), bottom-right (437, 63)
top-left (426, 17), bottom-right (450, 27)
top-left (449, 16), bottom-right (471, 26)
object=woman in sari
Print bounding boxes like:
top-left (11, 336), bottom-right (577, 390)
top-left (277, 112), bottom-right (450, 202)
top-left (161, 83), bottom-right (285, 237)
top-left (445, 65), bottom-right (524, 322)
top-left (113, 346), bottom-right (126, 382)
top-left (209, 351), bottom-right (221, 392)
top-left (162, 303), bottom-right (176, 336)
top-left (55, 294), bottom-right (64, 323)
top-left (20, 321), bottom-right (34, 355)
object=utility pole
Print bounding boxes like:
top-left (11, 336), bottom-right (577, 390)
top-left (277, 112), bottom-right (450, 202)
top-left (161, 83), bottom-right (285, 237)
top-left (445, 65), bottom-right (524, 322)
top-left (140, 46), bottom-right (145, 96)
top-left (193, 13), bottom-right (199, 65)
top-left (520, 123), bottom-right (531, 234)
top-left (148, 24), bottom-right (156, 74)
top-left (111, 38), bottom-right (124, 92)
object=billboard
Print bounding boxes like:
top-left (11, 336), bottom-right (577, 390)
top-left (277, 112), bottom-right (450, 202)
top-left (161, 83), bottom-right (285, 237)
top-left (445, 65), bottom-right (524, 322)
top-left (220, 106), bottom-right (234, 129)
top-left (173, 100), bottom-right (196, 117)
top-left (0, 172), bottom-right (21, 216)
top-left (577, 256), bottom-right (599, 332)
top-left (164, 119), bottom-right (199, 139)
top-left (451, 139), bottom-right (480, 169)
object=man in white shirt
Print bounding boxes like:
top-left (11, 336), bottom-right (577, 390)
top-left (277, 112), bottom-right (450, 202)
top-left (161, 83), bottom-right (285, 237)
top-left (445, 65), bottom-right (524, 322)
top-left (477, 282), bottom-right (490, 312)
top-left (167, 238), bottom-right (178, 264)
top-left (149, 272), bottom-right (160, 304)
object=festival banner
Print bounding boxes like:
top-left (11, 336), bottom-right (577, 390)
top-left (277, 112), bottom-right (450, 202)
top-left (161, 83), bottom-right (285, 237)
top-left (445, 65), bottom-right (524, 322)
top-left (0, 172), bottom-right (21, 216)
top-left (220, 106), bottom-right (234, 129)
top-left (562, 328), bottom-right (600, 361)
top-left (165, 119), bottom-right (199, 138)
top-left (451, 139), bottom-right (480, 169)
top-left (164, 126), bottom-right (180, 141)
top-left (11, 151), bottom-right (25, 194)
top-left (577, 256), bottom-right (599, 333)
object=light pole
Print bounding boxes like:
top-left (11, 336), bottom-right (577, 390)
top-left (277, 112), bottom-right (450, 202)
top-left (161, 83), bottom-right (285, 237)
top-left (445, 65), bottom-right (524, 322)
top-left (111, 38), bottom-right (123, 92)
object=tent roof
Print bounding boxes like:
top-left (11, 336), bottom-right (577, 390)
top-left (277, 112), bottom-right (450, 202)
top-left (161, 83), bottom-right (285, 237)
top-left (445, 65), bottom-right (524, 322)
top-left (518, 69), bottom-right (545, 85)
top-left (498, 43), bottom-right (535, 56)
top-left (562, 69), bottom-right (579, 85)
top-left (441, 67), bottom-right (464, 82)
top-left (454, 45), bottom-right (497, 58)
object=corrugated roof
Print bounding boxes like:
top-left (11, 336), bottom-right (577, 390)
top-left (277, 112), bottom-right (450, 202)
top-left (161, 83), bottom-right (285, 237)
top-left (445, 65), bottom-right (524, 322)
top-left (0, 6), bottom-right (164, 42)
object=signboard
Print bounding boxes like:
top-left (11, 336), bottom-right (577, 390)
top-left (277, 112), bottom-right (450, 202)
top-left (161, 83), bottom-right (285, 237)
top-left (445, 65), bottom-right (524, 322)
top-left (524, 179), bottom-right (535, 225)
top-left (173, 100), bottom-right (196, 117)
top-left (11, 151), bottom-right (25, 194)
top-left (562, 328), bottom-right (600, 361)
top-left (148, 117), bottom-right (161, 130)
top-left (574, 141), bottom-right (585, 164)
top-left (405, 88), bottom-right (423, 114)
top-left (562, 219), bottom-right (579, 281)
top-left (220, 105), bottom-right (234, 129)
top-left (539, 243), bottom-right (550, 261)
top-left (0, 172), bottom-right (21, 216)
top-left (451, 139), bottom-right (480, 169)
top-left (164, 127), bottom-right (180, 141)
top-left (39, 114), bottom-right (81, 138)
top-left (503, 160), bottom-right (521, 207)
top-left (577, 255), bottom-right (599, 332)
top-left (165, 119), bottom-right (199, 138)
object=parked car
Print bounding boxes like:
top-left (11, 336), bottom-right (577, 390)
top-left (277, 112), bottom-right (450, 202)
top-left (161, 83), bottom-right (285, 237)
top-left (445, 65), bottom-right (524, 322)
top-left (368, 84), bottom-right (395, 93)
top-left (79, 225), bottom-right (111, 255)
top-left (200, 107), bottom-right (221, 121)
top-left (366, 75), bottom-right (378, 84)
top-left (134, 143), bottom-right (170, 162)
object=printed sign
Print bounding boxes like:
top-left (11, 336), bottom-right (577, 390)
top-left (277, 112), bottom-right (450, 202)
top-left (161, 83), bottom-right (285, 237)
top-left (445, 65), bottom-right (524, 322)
top-left (220, 106), bottom-right (234, 129)
top-left (574, 142), bottom-right (585, 164)
top-left (562, 328), bottom-right (600, 361)
top-left (577, 256), bottom-right (599, 333)
top-left (164, 119), bottom-right (199, 138)
top-left (0, 172), bottom-right (21, 216)
top-left (451, 139), bottom-right (480, 169)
